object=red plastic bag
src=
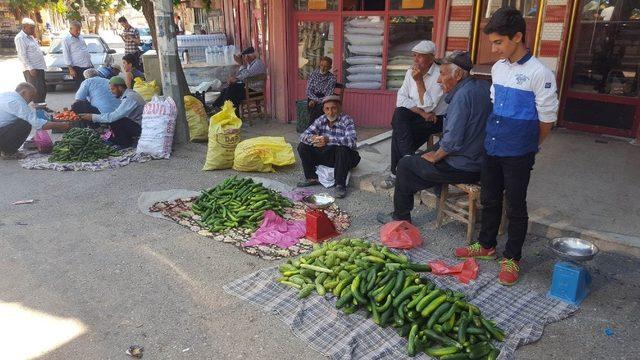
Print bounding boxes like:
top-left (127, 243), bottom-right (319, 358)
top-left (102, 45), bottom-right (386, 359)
top-left (428, 258), bottom-right (479, 284)
top-left (380, 221), bottom-right (422, 249)
top-left (34, 129), bottom-right (53, 153)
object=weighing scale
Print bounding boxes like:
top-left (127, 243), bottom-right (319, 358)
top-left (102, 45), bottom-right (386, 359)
top-left (302, 193), bottom-right (339, 242)
top-left (548, 237), bottom-right (599, 306)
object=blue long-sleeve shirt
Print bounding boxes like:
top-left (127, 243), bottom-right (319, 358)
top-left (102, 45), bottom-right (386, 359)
top-left (438, 77), bottom-right (492, 172)
top-left (75, 77), bottom-right (121, 114)
top-left (91, 89), bottom-right (145, 124)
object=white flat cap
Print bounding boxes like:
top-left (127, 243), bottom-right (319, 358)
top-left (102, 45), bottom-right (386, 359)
top-left (411, 40), bottom-right (436, 55)
top-left (21, 18), bottom-right (36, 25)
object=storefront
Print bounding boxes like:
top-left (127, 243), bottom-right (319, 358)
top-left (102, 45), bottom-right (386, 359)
top-left (255, 1), bottom-right (639, 140)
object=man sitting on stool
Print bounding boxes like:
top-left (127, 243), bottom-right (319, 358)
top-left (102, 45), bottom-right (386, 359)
top-left (79, 76), bottom-right (145, 148)
top-left (211, 47), bottom-right (266, 110)
top-left (377, 52), bottom-right (491, 224)
top-left (380, 40), bottom-right (448, 189)
top-left (297, 95), bottom-right (361, 199)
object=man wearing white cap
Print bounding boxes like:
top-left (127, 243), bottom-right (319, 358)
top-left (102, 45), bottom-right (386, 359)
top-left (380, 40), bottom-right (448, 189)
top-left (14, 18), bottom-right (47, 103)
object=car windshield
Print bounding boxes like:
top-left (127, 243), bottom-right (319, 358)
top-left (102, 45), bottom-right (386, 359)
top-left (138, 28), bottom-right (151, 36)
top-left (49, 37), bottom-right (105, 54)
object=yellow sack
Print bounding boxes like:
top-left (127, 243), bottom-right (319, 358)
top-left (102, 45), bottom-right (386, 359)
top-left (233, 136), bottom-right (296, 173)
top-left (184, 95), bottom-right (208, 142)
top-left (203, 101), bottom-right (242, 170)
top-left (133, 78), bottom-right (160, 101)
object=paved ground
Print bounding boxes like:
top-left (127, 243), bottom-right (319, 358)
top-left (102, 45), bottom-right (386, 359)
top-left (1, 64), bottom-right (639, 359)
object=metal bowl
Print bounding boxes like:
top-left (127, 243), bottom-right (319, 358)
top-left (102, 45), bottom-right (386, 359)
top-left (549, 237), bottom-right (599, 262)
top-left (302, 193), bottom-right (335, 210)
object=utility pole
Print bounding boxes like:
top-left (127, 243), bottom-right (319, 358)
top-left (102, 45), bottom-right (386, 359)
top-left (154, 0), bottom-right (188, 144)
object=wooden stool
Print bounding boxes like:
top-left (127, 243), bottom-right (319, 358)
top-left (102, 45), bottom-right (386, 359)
top-left (436, 183), bottom-right (507, 243)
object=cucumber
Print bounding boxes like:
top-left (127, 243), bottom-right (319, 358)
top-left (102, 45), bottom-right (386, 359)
top-left (416, 289), bottom-right (443, 312)
top-left (392, 285), bottom-right (421, 308)
top-left (427, 302), bottom-right (452, 328)
top-left (425, 346), bottom-right (461, 357)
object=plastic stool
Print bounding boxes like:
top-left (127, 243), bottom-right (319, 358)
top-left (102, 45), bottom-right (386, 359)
top-left (548, 261), bottom-right (592, 306)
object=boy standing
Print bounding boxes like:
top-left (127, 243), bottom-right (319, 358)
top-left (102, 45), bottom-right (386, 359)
top-left (454, 7), bottom-right (559, 285)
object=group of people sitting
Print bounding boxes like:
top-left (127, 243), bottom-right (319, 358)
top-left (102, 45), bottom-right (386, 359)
top-left (295, 8), bottom-right (559, 286)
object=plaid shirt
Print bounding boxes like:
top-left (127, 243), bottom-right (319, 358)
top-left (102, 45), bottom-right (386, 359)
top-left (300, 113), bottom-right (357, 149)
top-left (305, 69), bottom-right (337, 102)
top-left (122, 27), bottom-right (140, 54)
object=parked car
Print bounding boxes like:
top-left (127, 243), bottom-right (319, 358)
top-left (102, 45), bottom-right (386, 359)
top-left (44, 34), bottom-right (116, 91)
top-left (139, 27), bottom-right (152, 47)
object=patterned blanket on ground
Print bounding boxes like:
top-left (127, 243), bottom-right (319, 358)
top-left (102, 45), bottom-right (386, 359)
top-left (223, 242), bottom-right (578, 360)
top-left (149, 197), bottom-right (351, 260)
top-left (20, 149), bottom-right (154, 171)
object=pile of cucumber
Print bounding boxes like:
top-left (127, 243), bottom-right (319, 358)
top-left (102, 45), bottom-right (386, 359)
top-left (278, 238), bottom-right (504, 359)
top-left (192, 176), bottom-right (293, 233)
top-left (49, 128), bottom-right (121, 163)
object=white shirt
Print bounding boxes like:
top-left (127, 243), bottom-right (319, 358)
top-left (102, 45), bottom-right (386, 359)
top-left (14, 30), bottom-right (46, 71)
top-left (396, 63), bottom-right (447, 115)
top-left (0, 91), bottom-right (47, 130)
top-left (62, 34), bottom-right (93, 68)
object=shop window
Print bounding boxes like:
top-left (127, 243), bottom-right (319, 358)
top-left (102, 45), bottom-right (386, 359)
top-left (564, 98), bottom-right (635, 129)
top-left (298, 21), bottom-right (335, 79)
top-left (343, 0), bottom-right (386, 11)
top-left (570, 0), bottom-right (640, 97)
top-left (387, 16), bottom-right (434, 90)
top-left (389, 0), bottom-right (435, 10)
top-left (294, 0), bottom-right (339, 11)
top-left (343, 16), bottom-right (384, 89)
top-left (475, 0), bottom-right (539, 65)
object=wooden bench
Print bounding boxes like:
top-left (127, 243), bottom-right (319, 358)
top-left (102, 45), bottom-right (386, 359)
top-left (436, 183), bottom-right (507, 243)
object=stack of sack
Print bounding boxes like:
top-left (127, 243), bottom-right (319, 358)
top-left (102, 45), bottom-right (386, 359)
top-left (386, 40), bottom-right (422, 90)
top-left (344, 17), bottom-right (383, 90)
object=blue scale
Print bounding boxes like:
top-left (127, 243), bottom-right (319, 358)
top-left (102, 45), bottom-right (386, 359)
top-left (547, 237), bottom-right (599, 306)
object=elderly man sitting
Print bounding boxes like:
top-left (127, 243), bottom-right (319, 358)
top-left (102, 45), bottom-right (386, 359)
top-left (297, 95), bottom-right (361, 199)
top-left (377, 52), bottom-right (492, 224)
top-left (72, 68), bottom-right (121, 115)
top-left (212, 47), bottom-right (266, 110)
top-left (0, 83), bottom-right (71, 159)
top-left (79, 76), bottom-right (145, 148)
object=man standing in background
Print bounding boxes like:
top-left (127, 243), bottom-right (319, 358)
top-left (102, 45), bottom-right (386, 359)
top-left (118, 16), bottom-right (141, 68)
top-left (14, 18), bottom-right (47, 103)
top-left (62, 21), bottom-right (93, 90)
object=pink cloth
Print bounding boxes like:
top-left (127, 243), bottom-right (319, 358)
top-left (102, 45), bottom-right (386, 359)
top-left (428, 258), bottom-right (479, 284)
top-left (243, 210), bottom-right (306, 248)
top-left (283, 188), bottom-right (314, 202)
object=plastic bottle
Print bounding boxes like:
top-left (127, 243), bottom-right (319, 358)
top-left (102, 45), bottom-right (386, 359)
top-left (182, 49), bottom-right (190, 64)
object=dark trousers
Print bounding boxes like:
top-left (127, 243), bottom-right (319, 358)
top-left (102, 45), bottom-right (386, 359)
top-left (297, 143), bottom-right (361, 187)
top-left (390, 107), bottom-right (443, 175)
top-left (394, 155), bottom-right (480, 222)
top-left (212, 82), bottom-right (247, 109)
top-left (0, 119), bottom-right (31, 154)
top-left (23, 69), bottom-right (46, 103)
top-left (72, 66), bottom-right (92, 90)
top-left (110, 117), bottom-right (141, 148)
top-left (478, 152), bottom-right (536, 261)
top-left (308, 99), bottom-right (324, 124)
top-left (71, 100), bottom-right (100, 114)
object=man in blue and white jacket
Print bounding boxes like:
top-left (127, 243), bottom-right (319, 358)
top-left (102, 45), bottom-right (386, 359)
top-left (454, 7), bottom-right (559, 286)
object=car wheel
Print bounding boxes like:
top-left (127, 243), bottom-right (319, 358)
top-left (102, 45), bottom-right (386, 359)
top-left (46, 84), bottom-right (56, 92)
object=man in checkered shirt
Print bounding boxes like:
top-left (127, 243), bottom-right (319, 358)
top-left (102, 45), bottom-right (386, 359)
top-left (297, 95), bottom-right (361, 199)
top-left (118, 17), bottom-right (140, 65)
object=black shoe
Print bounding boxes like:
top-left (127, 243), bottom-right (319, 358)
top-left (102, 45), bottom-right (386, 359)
top-left (334, 185), bottom-right (347, 198)
top-left (297, 179), bottom-right (320, 187)
top-left (376, 212), bottom-right (394, 224)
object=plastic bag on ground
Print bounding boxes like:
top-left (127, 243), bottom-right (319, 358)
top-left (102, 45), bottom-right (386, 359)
top-left (184, 95), bottom-right (208, 142)
top-left (242, 211), bottom-right (306, 248)
top-left (380, 220), bottom-right (422, 249)
top-left (136, 96), bottom-right (177, 158)
top-left (133, 78), bottom-right (161, 101)
top-left (203, 100), bottom-right (242, 170)
top-left (316, 165), bottom-right (350, 188)
top-left (428, 258), bottom-right (479, 284)
top-left (34, 129), bottom-right (53, 153)
top-left (232, 136), bottom-right (295, 173)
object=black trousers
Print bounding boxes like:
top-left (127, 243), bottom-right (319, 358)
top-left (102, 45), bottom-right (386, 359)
top-left (23, 69), bottom-right (46, 103)
top-left (390, 107), bottom-right (443, 175)
top-left (110, 117), bottom-right (141, 148)
top-left (308, 99), bottom-right (324, 124)
top-left (212, 82), bottom-right (247, 109)
top-left (0, 119), bottom-right (31, 154)
top-left (297, 143), bottom-right (361, 187)
top-left (71, 100), bottom-right (100, 114)
top-left (72, 66), bottom-right (92, 90)
top-left (478, 152), bottom-right (536, 261)
top-left (394, 155), bottom-right (480, 222)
